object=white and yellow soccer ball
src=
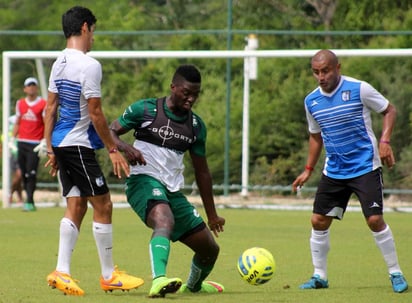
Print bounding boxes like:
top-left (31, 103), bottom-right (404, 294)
top-left (237, 247), bottom-right (276, 285)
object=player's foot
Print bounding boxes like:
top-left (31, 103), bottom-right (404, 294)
top-left (100, 266), bottom-right (144, 292)
top-left (148, 276), bottom-right (182, 298)
top-left (299, 274), bottom-right (329, 289)
top-left (23, 203), bottom-right (36, 212)
top-left (390, 272), bottom-right (408, 293)
top-left (46, 270), bottom-right (84, 296)
top-left (179, 281), bottom-right (225, 293)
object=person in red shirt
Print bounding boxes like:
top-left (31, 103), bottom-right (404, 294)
top-left (12, 77), bottom-right (46, 211)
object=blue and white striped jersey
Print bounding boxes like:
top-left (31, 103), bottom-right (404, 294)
top-left (304, 75), bottom-right (388, 179)
top-left (48, 48), bottom-right (104, 149)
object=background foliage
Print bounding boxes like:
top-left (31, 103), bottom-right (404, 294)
top-left (2, 0), bottom-right (412, 193)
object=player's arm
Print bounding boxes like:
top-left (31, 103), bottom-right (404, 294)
top-left (44, 91), bottom-right (59, 176)
top-left (11, 102), bottom-right (21, 138)
top-left (379, 103), bottom-right (396, 168)
top-left (12, 118), bottom-right (20, 138)
top-left (190, 152), bottom-right (225, 237)
top-left (88, 97), bottom-right (129, 178)
top-left (109, 119), bottom-right (146, 166)
top-left (292, 132), bottom-right (323, 192)
top-left (360, 82), bottom-right (396, 168)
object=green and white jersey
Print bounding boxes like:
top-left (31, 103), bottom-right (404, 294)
top-left (118, 97), bottom-right (207, 192)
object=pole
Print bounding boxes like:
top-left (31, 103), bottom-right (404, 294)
top-left (241, 54), bottom-right (250, 197)
top-left (240, 34), bottom-right (258, 197)
top-left (224, 0), bottom-right (233, 196)
top-left (2, 54), bottom-right (11, 207)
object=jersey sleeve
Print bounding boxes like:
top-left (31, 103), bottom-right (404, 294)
top-left (304, 100), bottom-right (321, 134)
top-left (118, 99), bottom-right (152, 130)
top-left (82, 60), bottom-right (102, 100)
top-left (360, 81), bottom-right (389, 113)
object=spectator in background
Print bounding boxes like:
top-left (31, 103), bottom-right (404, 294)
top-left (8, 115), bottom-right (23, 205)
top-left (12, 77), bottom-right (46, 212)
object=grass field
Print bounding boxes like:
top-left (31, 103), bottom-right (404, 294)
top-left (0, 205), bottom-right (411, 303)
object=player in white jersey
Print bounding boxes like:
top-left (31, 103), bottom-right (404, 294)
top-left (292, 49), bottom-right (407, 293)
top-left (43, 6), bottom-right (143, 296)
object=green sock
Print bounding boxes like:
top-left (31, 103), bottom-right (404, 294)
top-left (186, 259), bottom-right (214, 292)
top-left (149, 236), bottom-right (170, 279)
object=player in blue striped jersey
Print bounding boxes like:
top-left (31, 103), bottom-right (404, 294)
top-left (292, 49), bottom-right (407, 293)
top-left (44, 6), bottom-right (143, 296)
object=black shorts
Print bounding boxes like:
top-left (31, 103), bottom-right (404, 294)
top-left (313, 168), bottom-right (384, 220)
top-left (53, 146), bottom-right (109, 197)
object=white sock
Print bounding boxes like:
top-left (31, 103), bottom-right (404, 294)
top-left (310, 229), bottom-right (330, 280)
top-left (56, 218), bottom-right (79, 275)
top-left (372, 225), bottom-right (402, 274)
top-left (93, 222), bottom-right (114, 280)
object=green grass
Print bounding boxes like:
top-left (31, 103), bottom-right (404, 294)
top-left (0, 206), bottom-right (411, 303)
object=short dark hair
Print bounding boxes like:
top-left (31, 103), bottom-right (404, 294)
top-left (62, 6), bottom-right (97, 39)
top-left (172, 64), bottom-right (201, 84)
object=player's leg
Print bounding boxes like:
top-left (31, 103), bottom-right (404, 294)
top-left (300, 175), bottom-right (351, 289)
top-left (146, 202), bottom-right (182, 297)
top-left (163, 191), bottom-right (223, 294)
top-left (10, 159), bottom-right (23, 203)
top-left (24, 144), bottom-right (40, 207)
top-left (179, 227), bottom-right (224, 293)
top-left (354, 169), bottom-right (408, 293)
top-left (92, 192), bottom-right (144, 293)
top-left (73, 147), bottom-right (144, 293)
top-left (17, 142), bottom-right (34, 211)
top-left (46, 150), bottom-right (88, 296)
top-left (126, 175), bottom-right (180, 297)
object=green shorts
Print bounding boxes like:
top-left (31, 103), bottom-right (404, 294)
top-left (125, 174), bottom-right (205, 242)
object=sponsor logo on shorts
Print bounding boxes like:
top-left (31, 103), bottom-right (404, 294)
top-left (369, 201), bottom-right (380, 208)
top-left (96, 176), bottom-right (105, 187)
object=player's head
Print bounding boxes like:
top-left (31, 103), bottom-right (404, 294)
top-left (172, 64), bottom-right (201, 86)
top-left (311, 49), bottom-right (341, 93)
top-left (23, 77), bottom-right (39, 98)
top-left (170, 65), bottom-right (201, 113)
top-left (62, 6), bottom-right (97, 39)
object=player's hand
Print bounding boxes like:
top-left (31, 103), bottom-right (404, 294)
top-left (379, 142), bottom-right (395, 169)
top-left (33, 138), bottom-right (47, 158)
top-left (292, 170), bottom-right (311, 192)
top-left (109, 151), bottom-right (130, 178)
top-left (44, 153), bottom-right (59, 177)
top-left (208, 216), bottom-right (225, 237)
top-left (121, 144), bottom-right (146, 166)
top-left (8, 137), bottom-right (18, 154)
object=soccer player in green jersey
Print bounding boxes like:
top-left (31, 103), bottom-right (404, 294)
top-left (110, 64), bottom-right (225, 298)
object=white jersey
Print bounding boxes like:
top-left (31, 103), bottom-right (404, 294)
top-left (131, 140), bottom-right (185, 192)
top-left (48, 48), bottom-right (104, 149)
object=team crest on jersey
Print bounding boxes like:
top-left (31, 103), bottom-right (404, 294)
top-left (152, 188), bottom-right (162, 196)
top-left (192, 116), bottom-right (198, 127)
top-left (341, 90), bottom-right (351, 102)
top-left (96, 176), bottom-right (105, 187)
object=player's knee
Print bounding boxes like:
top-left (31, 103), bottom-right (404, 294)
top-left (311, 214), bottom-right (331, 230)
top-left (366, 215), bottom-right (385, 232)
top-left (196, 244), bottom-right (219, 266)
top-left (209, 241), bottom-right (220, 259)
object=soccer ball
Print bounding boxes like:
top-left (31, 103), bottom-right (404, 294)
top-left (237, 247), bottom-right (275, 285)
